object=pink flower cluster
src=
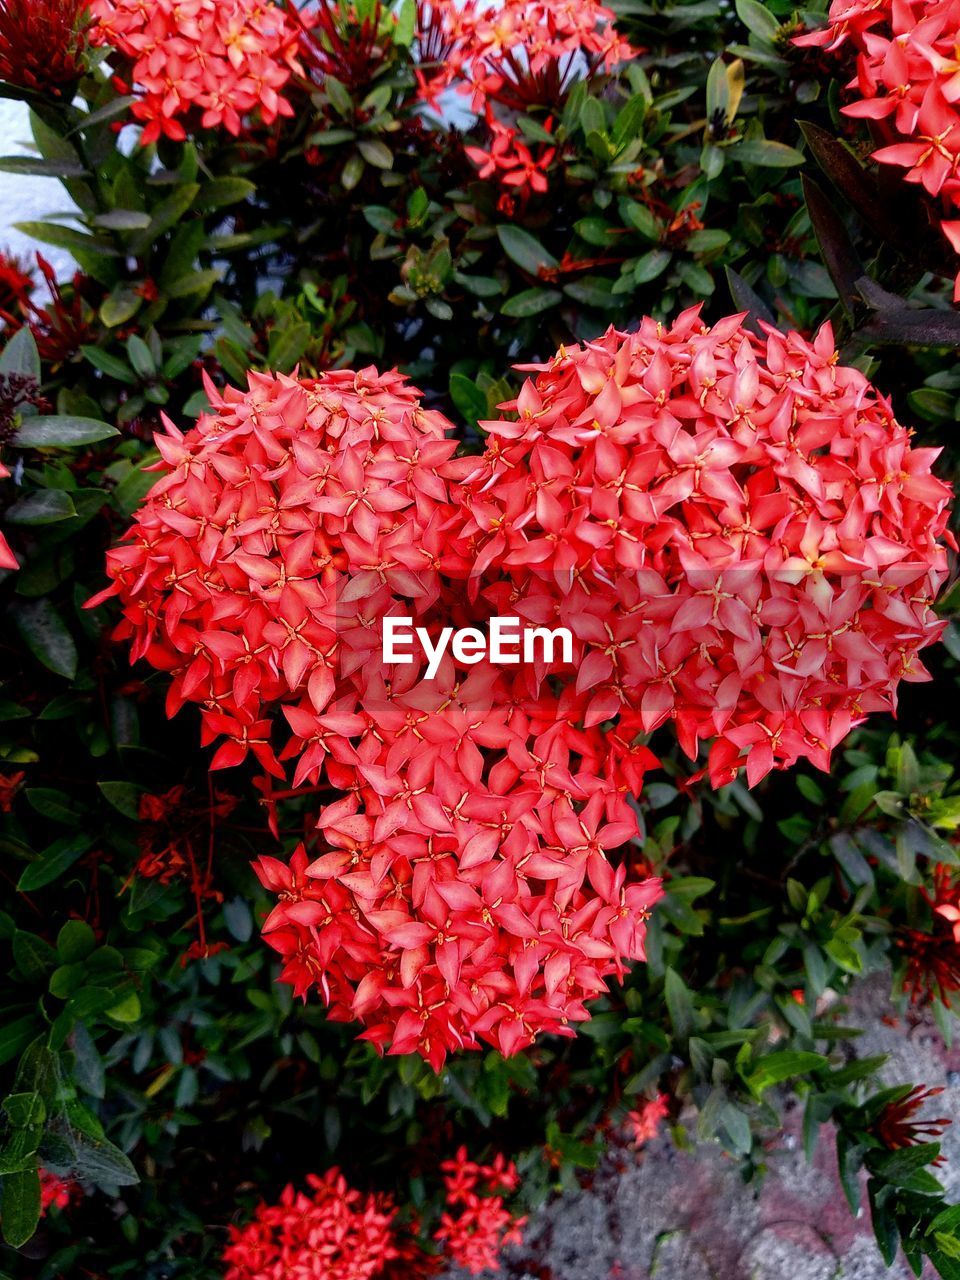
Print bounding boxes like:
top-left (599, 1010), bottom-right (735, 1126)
top-left (93, 310), bottom-right (952, 1069)
top-left (795, 0), bottom-right (960, 295)
top-left (223, 1168), bottom-right (400, 1280)
top-left (435, 1146), bottom-right (526, 1275)
top-left (90, 0), bottom-right (302, 145)
top-left (418, 0), bottom-right (636, 199)
top-left (459, 308), bottom-right (951, 790)
top-left (90, 364), bottom-right (663, 1068)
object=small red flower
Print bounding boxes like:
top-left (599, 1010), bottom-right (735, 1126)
top-left (624, 1092), bottom-right (669, 1148)
top-left (39, 1168), bottom-right (76, 1215)
top-left (0, 456), bottom-right (19, 572)
top-left (0, 249), bottom-right (34, 317)
top-left (0, 769), bottom-right (24, 812)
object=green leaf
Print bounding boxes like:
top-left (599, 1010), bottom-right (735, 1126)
top-left (223, 897), bottom-right (253, 943)
top-left (733, 139), bottom-right (805, 167)
top-left (725, 267), bottom-right (775, 334)
top-left (0, 327), bottom-right (40, 380)
top-left (106, 991), bottom-right (141, 1024)
top-left (501, 287), bottom-right (563, 318)
top-left (17, 837), bottom-right (91, 891)
top-left (0, 1166), bottom-right (41, 1247)
top-left (13, 221), bottom-right (114, 256)
top-left (13, 415), bottom-right (119, 447)
top-left (11, 600), bottom-right (77, 680)
top-left (745, 1050), bottom-right (828, 1096)
top-left (81, 344), bottom-right (136, 382)
top-left (0, 156), bottom-right (86, 178)
top-left (12, 931), bottom-right (58, 982)
top-left (664, 967), bottom-right (695, 1040)
top-left (357, 138), bottom-right (393, 169)
top-left (633, 249), bottom-right (672, 284)
top-left (99, 286), bottom-right (143, 329)
top-left (267, 323), bottom-right (310, 373)
top-left (57, 920), bottom-right (96, 964)
top-left (196, 177), bottom-right (255, 211)
top-left (0, 1016), bottom-right (38, 1067)
top-left (342, 152), bottom-right (364, 191)
top-left (130, 183), bottom-right (201, 253)
top-left (448, 373), bottom-right (488, 425)
top-left (69, 96), bottom-right (137, 133)
top-left (496, 226), bottom-right (559, 278)
top-left (68, 1133), bottom-right (138, 1187)
top-left (736, 0), bottom-right (781, 42)
top-left (5, 490), bottom-right (76, 526)
top-left (126, 335), bottom-right (156, 380)
top-left (97, 781), bottom-right (142, 820)
top-left (453, 271), bottom-right (503, 298)
top-left (93, 209), bottom-right (152, 232)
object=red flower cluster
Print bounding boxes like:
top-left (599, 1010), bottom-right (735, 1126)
top-left (90, 0), bottom-right (302, 144)
top-left (419, 0), bottom-right (635, 199)
top-left (460, 308), bottom-right (952, 790)
top-left (90, 364), bottom-right (662, 1067)
top-left (465, 115), bottom-right (557, 200)
top-left (222, 1152), bottom-right (524, 1280)
top-left (0, 0), bottom-right (89, 98)
top-left (39, 1168), bottom-right (74, 1215)
top-left (0, 249), bottom-right (34, 318)
top-left (2, 255), bottom-right (99, 368)
top-left (94, 311), bottom-right (952, 1068)
top-left (435, 1146), bottom-right (526, 1275)
top-left (795, 0), bottom-right (960, 296)
top-left (624, 1092), bottom-right (669, 1148)
top-left (0, 456), bottom-right (17, 572)
top-left (223, 1168), bottom-right (400, 1280)
top-left (899, 863), bottom-right (960, 1004)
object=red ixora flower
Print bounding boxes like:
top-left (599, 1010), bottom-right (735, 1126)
top-left (420, 0), bottom-right (635, 198)
top-left (92, 310), bottom-right (952, 1070)
top-left (795, 0), bottom-right (960, 297)
top-left (898, 862), bottom-right (960, 1004)
top-left (434, 1146), bottom-right (526, 1275)
top-left (90, 0), bottom-right (303, 145)
top-left (39, 1168), bottom-right (76, 1215)
top-left (0, 457), bottom-right (18, 571)
top-left (872, 1084), bottom-right (950, 1160)
top-left (0, 0), bottom-right (89, 97)
top-left (624, 1092), bottom-right (669, 1148)
top-left (223, 1169), bottom-right (401, 1280)
top-left (0, 249), bottom-right (34, 318)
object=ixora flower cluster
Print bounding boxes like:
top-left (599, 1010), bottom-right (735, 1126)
top-left (91, 309), bottom-right (952, 1069)
top-left (418, 0), bottom-right (636, 202)
top-left (0, 0), bottom-right (88, 98)
top-left (222, 1152), bottom-right (525, 1279)
top-left (90, 0), bottom-right (302, 144)
top-left (795, 0), bottom-right (960, 296)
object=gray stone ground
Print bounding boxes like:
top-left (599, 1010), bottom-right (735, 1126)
top-left (446, 976), bottom-right (960, 1280)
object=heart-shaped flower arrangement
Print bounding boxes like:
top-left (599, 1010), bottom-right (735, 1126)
top-left (90, 306), bottom-right (953, 1069)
